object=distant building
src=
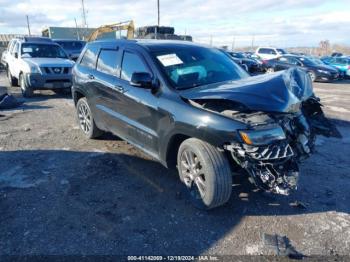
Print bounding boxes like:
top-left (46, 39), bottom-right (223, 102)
top-left (0, 34), bottom-right (25, 49)
top-left (42, 27), bottom-right (96, 40)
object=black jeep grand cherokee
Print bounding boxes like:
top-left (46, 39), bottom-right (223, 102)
top-left (72, 40), bottom-right (340, 209)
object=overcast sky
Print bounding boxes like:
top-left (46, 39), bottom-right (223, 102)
top-left (0, 0), bottom-right (349, 47)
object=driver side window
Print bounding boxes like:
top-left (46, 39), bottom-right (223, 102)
top-left (121, 51), bottom-right (150, 81)
top-left (286, 57), bottom-right (298, 65)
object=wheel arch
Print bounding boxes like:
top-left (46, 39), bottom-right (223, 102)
top-left (73, 89), bottom-right (86, 105)
top-left (164, 133), bottom-right (191, 169)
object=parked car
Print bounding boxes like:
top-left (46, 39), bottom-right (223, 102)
top-left (331, 52), bottom-right (343, 57)
top-left (2, 36), bottom-right (74, 97)
top-left (219, 49), bottom-right (250, 72)
top-left (227, 52), bottom-right (264, 73)
top-left (264, 54), bottom-right (339, 82)
top-left (53, 39), bottom-right (86, 61)
top-left (255, 47), bottom-right (287, 60)
top-left (321, 56), bottom-right (350, 78)
top-left (72, 40), bottom-right (340, 209)
top-left (307, 56), bottom-right (343, 79)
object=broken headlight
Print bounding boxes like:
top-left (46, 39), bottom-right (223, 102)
top-left (239, 126), bottom-right (286, 145)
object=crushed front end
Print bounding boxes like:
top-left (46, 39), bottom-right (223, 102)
top-left (224, 98), bottom-right (341, 195)
top-left (181, 68), bottom-right (342, 195)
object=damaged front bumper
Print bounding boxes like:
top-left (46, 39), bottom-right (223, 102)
top-left (224, 99), bottom-right (341, 195)
top-left (225, 141), bottom-right (299, 195)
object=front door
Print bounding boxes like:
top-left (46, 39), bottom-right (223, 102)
top-left (115, 49), bottom-right (162, 156)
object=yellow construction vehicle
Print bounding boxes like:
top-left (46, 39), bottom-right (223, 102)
top-left (87, 20), bottom-right (135, 42)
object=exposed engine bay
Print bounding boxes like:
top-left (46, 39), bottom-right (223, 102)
top-left (181, 68), bottom-right (342, 195)
top-left (223, 99), bottom-right (341, 195)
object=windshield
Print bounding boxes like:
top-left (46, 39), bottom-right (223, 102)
top-left (152, 46), bottom-right (249, 90)
top-left (299, 57), bottom-right (317, 66)
top-left (56, 41), bottom-right (85, 51)
top-left (21, 43), bottom-right (68, 58)
top-left (277, 49), bottom-right (287, 54)
top-left (230, 52), bottom-right (245, 58)
top-left (336, 58), bottom-right (350, 65)
top-left (309, 58), bottom-right (324, 65)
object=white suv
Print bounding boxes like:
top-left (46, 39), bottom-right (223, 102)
top-left (255, 47), bottom-right (288, 60)
top-left (1, 37), bottom-right (74, 97)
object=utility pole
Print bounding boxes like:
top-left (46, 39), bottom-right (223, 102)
top-left (251, 35), bottom-right (255, 51)
top-left (157, 0), bottom-right (160, 26)
top-left (81, 0), bottom-right (87, 28)
top-left (26, 15), bottom-right (31, 36)
top-left (74, 18), bottom-right (80, 40)
top-left (231, 36), bottom-right (235, 51)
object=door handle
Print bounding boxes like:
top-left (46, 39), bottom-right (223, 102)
top-left (88, 74), bottom-right (95, 80)
top-left (115, 85), bottom-right (124, 92)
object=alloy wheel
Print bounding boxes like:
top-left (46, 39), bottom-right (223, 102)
top-left (308, 71), bottom-right (316, 82)
top-left (78, 102), bottom-right (92, 134)
top-left (266, 68), bottom-right (274, 74)
top-left (20, 75), bottom-right (25, 92)
top-left (180, 149), bottom-right (206, 200)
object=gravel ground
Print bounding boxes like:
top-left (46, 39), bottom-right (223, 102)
top-left (0, 71), bottom-right (350, 258)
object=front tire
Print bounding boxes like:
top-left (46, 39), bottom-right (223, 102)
top-left (19, 73), bottom-right (33, 97)
top-left (308, 71), bottom-right (316, 82)
top-left (266, 67), bottom-right (275, 74)
top-left (177, 138), bottom-right (232, 210)
top-left (76, 97), bottom-right (103, 139)
top-left (7, 67), bottom-right (18, 87)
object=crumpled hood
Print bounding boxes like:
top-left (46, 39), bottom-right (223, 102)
top-left (23, 57), bottom-right (74, 67)
top-left (180, 68), bottom-right (314, 113)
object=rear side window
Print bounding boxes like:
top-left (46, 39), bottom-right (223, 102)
top-left (97, 49), bottom-right (120, 75)
top-left (279, 57), bottom-right (288, 62)
top-left (7, 40), bottom-right (14, 51)
top-left (121, 51), bottom-right (150, 81)
top-left (12, 42), bottom-right (19, 55)
top-left (258, 48), bottom-right (274, 54)
top-left (56, 41), bottom-right (84, 50)
top-left (80, 45), bottom-right (99, 69)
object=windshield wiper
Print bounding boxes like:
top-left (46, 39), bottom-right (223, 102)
top-left (177, 83), bottom-right (203, 90)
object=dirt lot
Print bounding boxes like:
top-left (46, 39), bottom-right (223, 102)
top-left (1, 71), bottom-right (350, 258)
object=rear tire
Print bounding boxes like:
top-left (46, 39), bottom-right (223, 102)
top-left (7, 67), bottom-right (18, 87)
top-left (19, 73), bottom-right (33, 97)
top-left (76, 97), bottom-right (103, 139)
top-left (177, 138), bottom-right (232, 210)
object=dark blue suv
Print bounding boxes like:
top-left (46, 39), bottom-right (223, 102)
top-left (72, 39), bottom-right (340, 209)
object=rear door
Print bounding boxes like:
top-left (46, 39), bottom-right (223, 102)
top-left (92, 47), bottom-right (129, 138)
top-left (73, 44), bottom-right (101, 116)
top-left (10, 42), bottom-right (21, 78)
top-left (274, 56), bottom-right (291, 71)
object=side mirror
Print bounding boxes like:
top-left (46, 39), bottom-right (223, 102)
top-left (14, 52), bottom-right (18, 59)
top-left (130, 72), bottom-right (153, 88)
